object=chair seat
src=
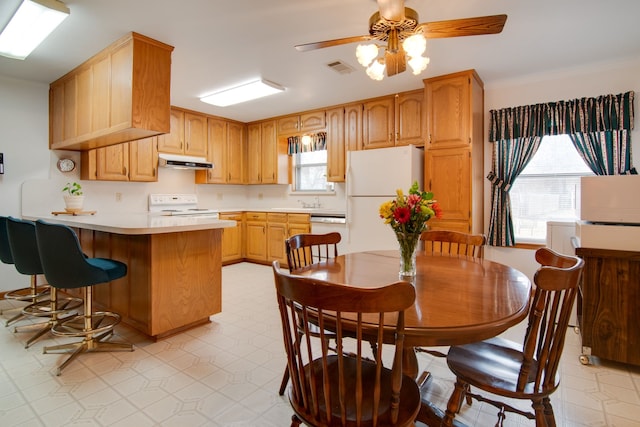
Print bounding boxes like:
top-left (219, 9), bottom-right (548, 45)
top-left (292, 355), bottom-right (421, 427)
top-left (447, 337), bottom-right (560, 399)
top-left (86, 258), bottom-right (127, 284)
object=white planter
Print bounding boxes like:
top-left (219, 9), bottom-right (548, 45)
top-left (63, 195), bottom-right (85, 213)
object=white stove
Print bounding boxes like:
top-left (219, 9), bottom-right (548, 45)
top-left (148, 194), bottom-right (219, 218)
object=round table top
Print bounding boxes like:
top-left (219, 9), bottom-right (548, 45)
top-left (293, 251), bottom-right (532, 347)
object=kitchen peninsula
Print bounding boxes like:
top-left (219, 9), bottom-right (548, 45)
top-left (24, 213), bottom-right (236, 339)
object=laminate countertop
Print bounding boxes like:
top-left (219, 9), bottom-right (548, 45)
top-left (23, 213), bottom-right (236, 235)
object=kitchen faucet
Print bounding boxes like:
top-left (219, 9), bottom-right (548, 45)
top-left (297, 197), bottom-right (322, 208)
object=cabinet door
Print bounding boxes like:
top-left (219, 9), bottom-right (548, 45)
top-left (227, 122), bottom-right (245, 184)
top-left (96, 143), bottom-right (129, 181)
top-left (396, 90), bottom-right (425, 146)
top-left (245, 221), bottom-right (267, 261)
top-left (277, 115), bottom-right (300, 135)
top-left (425, 147), bottom-right (471, 232)
top-left (300, 110), bottom-right (326, 132)
top-left (246, 123), bottom-right (262, 184)
top-left (261, 120), bottom-right (278, 184)
top-left (203, 118), bottom-right (227, 183)
top-left (425, 74), bottom-right (470, 149)
top-left (157, 109), bottom-right (184, 154)
top-left (129, 136), bottom-right (158, 182)
top-left (76, 67), bottom-right (92, 139)
top-left (326, 107), bottom-right (345, 182)
top-left (267, 222), bottom-right (288, 266)
top-left (344, 103), bottom-right (363, 152)
top-left (363, 97), bottom-right (394, 149)
top-left (184, 112), bottom-right (208, 157)
top-left (220, 213), bottom-right (243, 262)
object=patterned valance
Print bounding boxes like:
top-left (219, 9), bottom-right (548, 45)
top-left (287, 132), bottom-right (327, 155)
top-left (489, 91), bottom-right (634, 142)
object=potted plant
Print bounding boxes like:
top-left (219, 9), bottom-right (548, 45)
top-left (62, 182), bottom-right (85, 213)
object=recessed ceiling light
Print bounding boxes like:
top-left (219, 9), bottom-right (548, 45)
top-left (0, 0), bottom-right (70, 60)
top-left (200, 79), bottom-right (285, 107)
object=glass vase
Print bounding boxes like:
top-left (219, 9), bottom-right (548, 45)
top-left (396, 231), bottom-right (420, 280)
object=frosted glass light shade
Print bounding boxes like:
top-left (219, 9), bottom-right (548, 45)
top-left (200, 79), bottom-right (285, 107)
top-left (402, 34), bottom-right (427, 58)
top-left (408, 55), bottom-right (430, 75)
top-left (0, 0), bottom-right (70, 60)
top-left (355, 43), bottom-right (379, 67)
top-left (366, 59), bottom-right (386, 81)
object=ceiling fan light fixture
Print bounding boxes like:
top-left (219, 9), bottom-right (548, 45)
top-left (355, 43), bottom-right (378, 67)
top-left (0, 0), bottom-right (70, 60)
top-left (408, 55), bottom-right (430, 75)
top-left (402, 33), bottom-right (427, 58)
top-left (200, 79), bottom-right (285, 107)
top-left (366, 58), bottom-right (386, 81)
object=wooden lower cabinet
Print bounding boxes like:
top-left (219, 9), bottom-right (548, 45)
top-left (75, 227), bottom-right (222, 339)
top-left (267, 213), bottom-right (288, 266)
top-left (220, 212), bottom-right (243, 264)
top-left (245, 212), bottom-right (267, 262)
top-left (575, 247), bottom-right (640, 366)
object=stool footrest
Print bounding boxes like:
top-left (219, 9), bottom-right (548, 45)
top-left (4, 285), bottom-right (50, 301)
top-left (22, 297), bottom-right (83, 317)
top-left (51, 311), bottom-right (121, 337)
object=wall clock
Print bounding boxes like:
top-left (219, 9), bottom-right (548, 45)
top-left (57, 158), bottom-right (76, 173)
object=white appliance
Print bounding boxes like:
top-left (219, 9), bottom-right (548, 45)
top-left (346, 145), bottom-right (424, 253)
top-left (148, 194), bottom-right (219, 218)
top-left (310, 212), bottom-right (347, 254)
top-left (577, 175), bottom-right (640, 251)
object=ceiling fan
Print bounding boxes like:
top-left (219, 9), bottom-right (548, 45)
top-left (295, 0), bottom-right (507, 80)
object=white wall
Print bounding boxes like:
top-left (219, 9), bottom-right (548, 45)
top-left (2, 56), bottom-right (639, 291)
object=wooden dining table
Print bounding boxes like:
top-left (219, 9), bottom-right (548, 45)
top-left (292, 250), bottom-right (532, 426)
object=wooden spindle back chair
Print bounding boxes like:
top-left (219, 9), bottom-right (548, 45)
top-left (442, 247), bottom-right (584, 427)
top-left (420, 230), bottom-right (486, 259)
top-left (286, 232), bottom-right (341, 271)
top-left (272, 261), bottom-right (421, 427)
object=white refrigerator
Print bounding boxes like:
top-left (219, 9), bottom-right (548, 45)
top-left (345, 145), bottom-right (424, 253)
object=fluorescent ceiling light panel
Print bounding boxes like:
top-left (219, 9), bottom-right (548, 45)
top-left (200, 79), bottom-right (285, 107)
top-left (0, 0), bottom-right (69, 60)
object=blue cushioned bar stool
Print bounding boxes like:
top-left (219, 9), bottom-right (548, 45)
top-left (1, 216), bottom-right (50, 326)
top-left (6, 217), bottom-right (83, 348)
top-left (35, 220), bottom-right (133, 375)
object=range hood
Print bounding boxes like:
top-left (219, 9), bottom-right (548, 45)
top-left (158, 153), bottom-right (213, 170)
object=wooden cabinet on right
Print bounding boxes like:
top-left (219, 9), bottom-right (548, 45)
top-left (575, 247), bottom-right (640, 367)
top-left (325, 106), bottom-right (346, 182)
top-left (424, 70), bottom-right (484, 234)
top-left (362, 90), bottom-right (425, 149)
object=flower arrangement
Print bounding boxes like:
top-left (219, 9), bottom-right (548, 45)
top-left (379, 181), bottom-right (442, 277)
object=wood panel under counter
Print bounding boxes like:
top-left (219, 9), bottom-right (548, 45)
top-left (26, 214), bottom-right (235, 339)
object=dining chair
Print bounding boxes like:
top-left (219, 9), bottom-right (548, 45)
top-left (278, 232), bottom-right (342, 396)
top-left (441, 247), bottom-right (584, 427)
top-left (420, 230), bottom-right (486, 259)
top-left (34, 220), bottom-right (133, 375)
top-left (415, 230), bottom-right (487, 362)
top-left (272, 261), bottom-right (421, 427)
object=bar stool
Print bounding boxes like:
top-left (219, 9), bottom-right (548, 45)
top-left (1, 216), bottom-right (49, 325)
top-left (34, 220), bottom-right (133, 375)
top-left (6, 217), bottom-right (82, 348)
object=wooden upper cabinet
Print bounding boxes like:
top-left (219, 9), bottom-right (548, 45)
top-left (344, 103), bottom-right (363, 152)
top-left (277, 110), bottom-right (326, 135)
top-left (246, 123), bottom-right (263, 184)
top-left (49, 32), bottom-right (173, 151)
top-left (395, 90), bottom-right (425, 146)
top-left (425, 72), bottom-right (472, 149)
top-left (196, 118), bottom-right (245, 184)
top-left (326, 106), bottom-right (346, 182)
top-left (246, 120), bottom-right (286, 184)
top-left (363, 97), bottom-right (395, 149)
top-left (157, 108), bottom-right (207, 157)
top-left (81, 137), bottom-right (158, 182)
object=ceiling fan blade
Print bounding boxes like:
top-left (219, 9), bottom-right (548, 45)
top-left (377, 0), bottom-right (405, 21)
top-left (295, 35), bottom-right (373, 52)
top-left (417, 14), bottom-right (507, 38)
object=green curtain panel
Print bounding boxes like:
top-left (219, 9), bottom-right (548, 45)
top-left (487, 91), bottom-right (635, 246)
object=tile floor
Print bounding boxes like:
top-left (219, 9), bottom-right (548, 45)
top-left (1, 262), bottom-right (640, 426)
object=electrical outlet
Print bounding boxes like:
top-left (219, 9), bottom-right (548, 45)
top-left (115, 192), bottom-right (122, 202)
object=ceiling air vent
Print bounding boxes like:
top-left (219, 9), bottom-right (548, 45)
top-left (326, 60), bottom-right (355, 75)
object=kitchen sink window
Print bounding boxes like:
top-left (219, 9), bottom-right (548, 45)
top-left (294, 149), bottom-right (329, 192)
top-left (510, 134), bottom-right (594, 242)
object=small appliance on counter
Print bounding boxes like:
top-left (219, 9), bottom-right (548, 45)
top-left (577, 175), bottom-right (640, 251)
top-left (148, 194), bottom-right (219, 218)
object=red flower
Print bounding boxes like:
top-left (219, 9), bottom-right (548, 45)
top-left (407, 194), bottom-right (421, 209)
top-left (432, 202), bottom-right (444, 219)
top-left (393, 206), bottom-right (412, 224)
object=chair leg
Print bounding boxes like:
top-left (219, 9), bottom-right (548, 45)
top-left (442, 378), bottom-right (467, 427)
top-left (542, 397), bottom-right (556, 427)
top-left (532, 398), bottom-right (549, 427)
top-left (291, 414), bottom-right (302, 427)
top-left (279, 366), bottom-right (290, 396)
top-left (4, 275), bottom-right (49, 326)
